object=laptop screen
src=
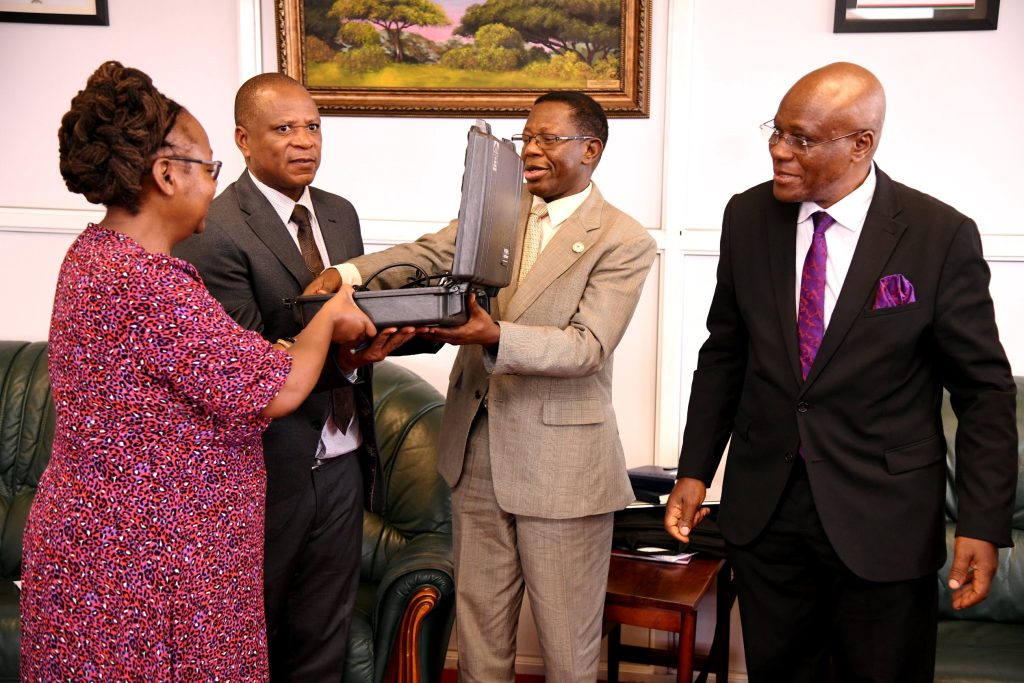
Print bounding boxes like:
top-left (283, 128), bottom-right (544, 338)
top-left (451, 120), bottom-right (524, 288)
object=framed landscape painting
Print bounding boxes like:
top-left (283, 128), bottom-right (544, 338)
top-left (276, 0), bottom-right (652, 117)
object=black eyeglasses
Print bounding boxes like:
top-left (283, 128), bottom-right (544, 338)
top-left (511, 133), bottom-right (597, 149)
top-left (760, 120), bottom-right (867, 155)
top-left (159, 156), bottom-right (223, 180)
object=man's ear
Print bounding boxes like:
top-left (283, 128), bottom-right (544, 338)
top-left (850, 131), bottom-right (876, 163)
top-left (582, 138), bottom-right (604, 167)
top-left (235, 125), bottom-right (250, 159)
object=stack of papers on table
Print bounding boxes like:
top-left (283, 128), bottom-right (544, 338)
top-left (612, 547), bottom-right (696, 565)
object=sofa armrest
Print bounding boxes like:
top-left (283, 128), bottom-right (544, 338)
top-left (371, 532), bottom-right (455, 681)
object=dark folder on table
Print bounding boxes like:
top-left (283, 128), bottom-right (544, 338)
top-left (628, 465), bottom-right (678, 503)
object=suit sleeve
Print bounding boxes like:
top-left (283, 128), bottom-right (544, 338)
top-left (175, 216), bottom-right (266, 335)
top-left (932, 218), bottom-right (1017, 546)
top-left (491, 227), bottom-right (656, 379)
top-left (346, 221), bottom-right (459, 289)
top-left (677, 198), bottom-right (750, 485)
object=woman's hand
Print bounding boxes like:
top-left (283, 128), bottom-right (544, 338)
top-left (320, 285), bottom-right (376, 344)
top-left (263, 286), bottom-right (373, 419)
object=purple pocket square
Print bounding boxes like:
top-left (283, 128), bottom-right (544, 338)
top-left (873, 273), bottom-right (916, 310)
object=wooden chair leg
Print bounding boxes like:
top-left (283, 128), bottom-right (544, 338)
top-left (607, 623), bottom-right (622, 683)
top-left (382, 586), bottom-right (441, 683)
top-left (676, 612), bottom-right (697, 683)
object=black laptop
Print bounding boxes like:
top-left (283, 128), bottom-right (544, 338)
top-left (286, 120), bottom-right (523, 328)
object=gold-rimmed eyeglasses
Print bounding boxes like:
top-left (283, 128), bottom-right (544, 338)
top-left (511, 133), bottom-right (597, 150)
top-left (760, 120), bottom-right (867, 155)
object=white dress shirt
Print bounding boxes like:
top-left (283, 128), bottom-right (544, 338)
top-left (794, 164), bottom-right (877, 328)
top-left (247, 171), bottom-right (361, 458)
top-left (533, 182), bottom-right (593, 251)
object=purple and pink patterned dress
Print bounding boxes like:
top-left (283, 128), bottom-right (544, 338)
top-left (21, 224), bottom-right (292, 681)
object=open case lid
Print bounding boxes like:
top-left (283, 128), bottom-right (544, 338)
top-left (451, 120), bottom-right (524, 288)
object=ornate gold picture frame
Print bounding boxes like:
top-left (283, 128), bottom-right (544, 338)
top-left (276, 0), bottom-right (651, 118)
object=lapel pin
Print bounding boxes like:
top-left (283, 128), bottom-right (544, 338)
top-left (572, 241), bottom-right (585, 253)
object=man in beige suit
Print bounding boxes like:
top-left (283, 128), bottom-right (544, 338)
top-left (312, 92), bottom-right (656, 682)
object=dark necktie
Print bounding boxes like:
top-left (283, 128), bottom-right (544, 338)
top-left (797, 211), bottom-right (835, 380)
top-left (291, 204), bottom-right (352, 434)
top-left (331, 387), bottom-right (355, 436)
top-left (291, 204), bottom-right (324, 276)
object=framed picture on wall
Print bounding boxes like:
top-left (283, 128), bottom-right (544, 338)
top-left (834, 0), bottom-right (999, 33)
top-left (0, 0), bottom-right (108, 26)
top-left (276, 0), bottom-right (652, 118)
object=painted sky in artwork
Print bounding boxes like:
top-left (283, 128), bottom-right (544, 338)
top-left (405, 0), bottom-right (477, 43)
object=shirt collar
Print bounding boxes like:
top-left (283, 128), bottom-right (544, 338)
top-left (532, 182), bottom-right (592, 228)
top-left (247, 170), bottom-right (314, 226)
top-left (797, 163), bottom-right (876, 233)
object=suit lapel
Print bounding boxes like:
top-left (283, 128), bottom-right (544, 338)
top-left (503, 186), bottom-right (604, 322)
top-left (318, 213), bottom-right (347, 265)
top-left (311, 187), bottom-right (360, 264)
top-left (767, 199), bottom-right (803, 387)
top-left (803, 169), bottom-right (907, 390)
top-left (235, 173), bottom-right (312, 287)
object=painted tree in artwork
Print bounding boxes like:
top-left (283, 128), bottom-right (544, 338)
top-left (456, 0), bottom-right (621, 66)
top-left (329, 0), bottom-right (449, 63)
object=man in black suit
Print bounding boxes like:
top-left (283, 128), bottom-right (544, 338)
top-left (665, 62), bottom-right (1018, 682)
top-left (174, 73), bottom-right (411, 681)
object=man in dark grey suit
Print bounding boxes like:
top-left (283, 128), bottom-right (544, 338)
top-left (174, 73), bottom-right (411, 682)
top-left (665, 63), bottom-right (1017, 682)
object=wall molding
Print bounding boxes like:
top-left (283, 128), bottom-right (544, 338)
top-left (237, 0), bottom-right (263, 82)
top-left (0, 206), bottom-right (102, 235)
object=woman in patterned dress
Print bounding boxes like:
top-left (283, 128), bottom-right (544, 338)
top-left (20, 61), bottom-right (376, 681)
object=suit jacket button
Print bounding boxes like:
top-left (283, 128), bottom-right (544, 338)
top-left (797, 402), bottom-right (810, 413)
top-left (784, 452), bottom-right (795, 463)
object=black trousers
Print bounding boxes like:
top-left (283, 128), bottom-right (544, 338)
top-left (728, 459), bottom-right (937, 683)
top-left (264, 450), bottom-right (364, 683)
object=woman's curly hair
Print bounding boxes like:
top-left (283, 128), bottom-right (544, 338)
top-left (58, 61), bottom-right (182, 214)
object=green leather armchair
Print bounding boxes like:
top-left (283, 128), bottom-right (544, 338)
top-left (348, 361), bottom-right (455, 683)
top-left (0, 344), bottom-right (454, 683)
top-left (935, 376), bottom-right (1024, 682)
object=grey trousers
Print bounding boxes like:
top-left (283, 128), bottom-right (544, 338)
top-left (452, 412), bottom-right (614, 683)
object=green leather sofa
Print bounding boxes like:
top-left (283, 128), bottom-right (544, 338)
top-left (936, 376), bottom-right (1024, 682)
top-left (0, 342), bottom-right (52, 682)
top-left (0, 341), bottom-right (454, 683)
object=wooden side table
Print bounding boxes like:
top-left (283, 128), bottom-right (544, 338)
top-left (604, 555), bottom-right (734, 683)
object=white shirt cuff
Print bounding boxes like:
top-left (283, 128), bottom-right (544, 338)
top-left (331, 263), bottom-right (363, 287)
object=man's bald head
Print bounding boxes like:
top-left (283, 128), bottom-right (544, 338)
top-left (234, 72), bottom-right (310, 128)
top-left (783, 62), bottom-right (886, 144)
top-left (769, 63), bottom-right (886, 208)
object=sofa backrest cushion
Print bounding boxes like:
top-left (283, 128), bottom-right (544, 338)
top-left (0, 342), bottom-right (55, 579)
top-left (363, 361), bottom-right (448, 582)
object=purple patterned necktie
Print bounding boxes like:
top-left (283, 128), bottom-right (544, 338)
top-left (797, 211), bottom-right (835, 380)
